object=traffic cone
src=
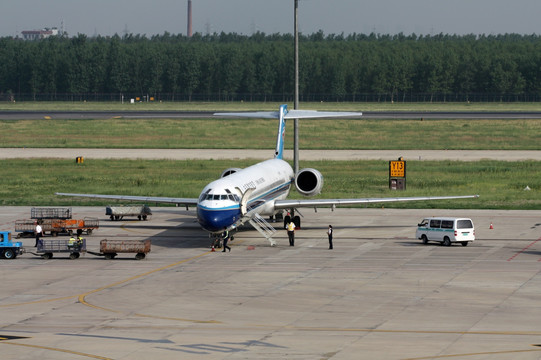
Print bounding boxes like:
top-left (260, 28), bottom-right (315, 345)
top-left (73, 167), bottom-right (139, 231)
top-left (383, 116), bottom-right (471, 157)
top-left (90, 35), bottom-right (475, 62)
top-left (489, 222), bottom-right (493, 229)
top-left (211, 246), bottom-right (215, 252)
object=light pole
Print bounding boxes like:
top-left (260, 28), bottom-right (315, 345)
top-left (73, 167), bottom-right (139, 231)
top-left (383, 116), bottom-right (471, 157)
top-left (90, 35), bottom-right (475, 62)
top-left (293, 0), bottom-right (299, 174)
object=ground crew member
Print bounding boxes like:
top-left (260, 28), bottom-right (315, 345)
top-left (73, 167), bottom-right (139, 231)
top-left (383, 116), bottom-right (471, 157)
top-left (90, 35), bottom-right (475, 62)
top-left (68, 235), bottom-right (77, 249)
top-left (222, 229), bottom-right (231, 252)
top-left (327, 225), bottom-right (333, 249)
top-left (287, 220), bottom-right (296, 246)
top-left (34, 222), bottom-right (43, 247)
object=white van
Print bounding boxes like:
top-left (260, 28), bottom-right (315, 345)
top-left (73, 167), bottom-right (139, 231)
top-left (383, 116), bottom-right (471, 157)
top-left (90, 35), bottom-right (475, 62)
top-left (416, 217), bottom-right (475, 246)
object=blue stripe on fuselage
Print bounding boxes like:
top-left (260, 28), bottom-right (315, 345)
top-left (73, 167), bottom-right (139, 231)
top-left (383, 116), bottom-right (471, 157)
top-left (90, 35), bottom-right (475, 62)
top-left (246, 181), bottom-right (291, 212)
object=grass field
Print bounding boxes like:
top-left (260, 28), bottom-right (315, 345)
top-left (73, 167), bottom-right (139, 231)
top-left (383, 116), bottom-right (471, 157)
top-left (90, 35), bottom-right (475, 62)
top-left (0, 158), bottom-right (539, 209)
top-left (1, 118), bottom-right (541, 150)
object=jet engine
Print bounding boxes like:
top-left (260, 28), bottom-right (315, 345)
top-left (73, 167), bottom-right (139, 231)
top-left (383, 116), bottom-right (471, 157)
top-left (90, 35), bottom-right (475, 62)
top-left (220, 168), bottom-right (242, 178)
top-left (295, 168), bottom-right (324, 197)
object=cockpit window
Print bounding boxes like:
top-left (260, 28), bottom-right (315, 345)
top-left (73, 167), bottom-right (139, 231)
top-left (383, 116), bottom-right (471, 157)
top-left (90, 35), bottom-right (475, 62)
top-left (202, 191), bottom-right (240, 202)
top-left (199, 189), bottom-right (211, 202)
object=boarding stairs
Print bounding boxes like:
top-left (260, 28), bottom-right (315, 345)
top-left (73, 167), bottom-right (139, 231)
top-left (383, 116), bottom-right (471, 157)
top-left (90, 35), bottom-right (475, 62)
top-left (249, 213), bottom-right (277, 246)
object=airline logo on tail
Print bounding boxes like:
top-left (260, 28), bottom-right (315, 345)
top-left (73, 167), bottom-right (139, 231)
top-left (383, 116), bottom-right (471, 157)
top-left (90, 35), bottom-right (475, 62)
top-left (274, 104), bottom-right (288, 160)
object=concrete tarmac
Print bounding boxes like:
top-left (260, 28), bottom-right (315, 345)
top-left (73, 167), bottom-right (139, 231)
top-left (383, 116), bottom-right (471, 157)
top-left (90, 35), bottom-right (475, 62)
top-left (1, 206), bottom-right (541, 359)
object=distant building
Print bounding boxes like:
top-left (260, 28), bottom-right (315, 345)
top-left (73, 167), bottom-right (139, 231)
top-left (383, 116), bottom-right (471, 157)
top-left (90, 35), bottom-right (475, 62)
top-left (21, 28), bottom-right (59, 41)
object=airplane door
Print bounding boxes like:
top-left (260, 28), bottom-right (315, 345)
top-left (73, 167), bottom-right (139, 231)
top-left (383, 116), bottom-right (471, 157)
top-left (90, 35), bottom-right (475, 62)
top-left (238, 188), bottom-right (255, 216)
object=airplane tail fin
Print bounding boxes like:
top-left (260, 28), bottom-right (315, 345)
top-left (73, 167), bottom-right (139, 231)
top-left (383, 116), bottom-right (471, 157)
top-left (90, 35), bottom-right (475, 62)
top-left (274, 105), bottom-right (288, 159)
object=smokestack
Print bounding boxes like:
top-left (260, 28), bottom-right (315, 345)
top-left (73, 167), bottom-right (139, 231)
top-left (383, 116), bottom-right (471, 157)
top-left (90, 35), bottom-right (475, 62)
top-left (187, 0), bottom-right (193, 37)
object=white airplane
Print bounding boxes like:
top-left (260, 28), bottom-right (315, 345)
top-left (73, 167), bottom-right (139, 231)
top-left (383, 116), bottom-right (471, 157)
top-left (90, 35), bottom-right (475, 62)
top-left (57, 104), bottom-right (478, 245)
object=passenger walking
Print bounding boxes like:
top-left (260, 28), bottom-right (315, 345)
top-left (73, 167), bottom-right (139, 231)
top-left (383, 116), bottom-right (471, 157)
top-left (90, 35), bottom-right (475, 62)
top-left (287, 221), bottom-right (296, 246)
top-left (327, 225), bottom-right (333, 249)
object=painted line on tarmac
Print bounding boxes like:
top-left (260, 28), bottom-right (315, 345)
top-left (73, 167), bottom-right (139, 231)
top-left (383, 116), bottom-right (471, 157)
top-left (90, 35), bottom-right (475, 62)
top-left (0, 294), bottom-right (78, 308)
top-left (507, 237), bottom-right (541, 261)
top-left (133, 312), bottom-right (221, 323)
top-left (119, 222), bottom-right (149, 233)
top-left (402, 347), bottom-right (541, 360)
top-left (78, 250), bottom-right (222, 324)
top-left (252, 325), bottom-right (541, 360)
top-left (0, 341), bottom-right (112, 359)
top-left (256, 325), bottom-right (541, 336)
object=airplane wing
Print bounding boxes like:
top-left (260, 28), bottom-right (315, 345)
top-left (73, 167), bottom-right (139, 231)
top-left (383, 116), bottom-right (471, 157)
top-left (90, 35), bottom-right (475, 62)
top-left (55, 192), bottom-right (199, 206)
top-left (274, 195), bottom-right (479, 209)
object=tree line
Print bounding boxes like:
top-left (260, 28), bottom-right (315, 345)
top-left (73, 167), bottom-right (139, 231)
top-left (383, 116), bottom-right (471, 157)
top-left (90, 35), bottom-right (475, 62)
top-left (1, 31), bottom-right (541, 102)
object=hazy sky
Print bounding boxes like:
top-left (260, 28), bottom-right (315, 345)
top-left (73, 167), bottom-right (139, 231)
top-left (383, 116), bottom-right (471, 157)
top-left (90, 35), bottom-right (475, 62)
top-left (2, 0), bottom-right (541, 38)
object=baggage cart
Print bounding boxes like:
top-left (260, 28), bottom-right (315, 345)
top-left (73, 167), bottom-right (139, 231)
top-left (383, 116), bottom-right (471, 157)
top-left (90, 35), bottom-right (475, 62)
top-left (51, 217), bottom-right (99, 236)
top-left (35, 238), bottom-right (86, 260)
top-left (106, 205), bottom-right (152, 221)
top-left (15, 217), bottom-right (99, 237)
top-left (89, 239), bottom-right (151, 260)
top-left (31, 207), bottom-right (72, 220)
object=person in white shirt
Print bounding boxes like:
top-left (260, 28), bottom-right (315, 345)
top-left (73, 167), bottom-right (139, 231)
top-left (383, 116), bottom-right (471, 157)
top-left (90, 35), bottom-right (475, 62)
top-left (34, 222), bottom-right (43, 247)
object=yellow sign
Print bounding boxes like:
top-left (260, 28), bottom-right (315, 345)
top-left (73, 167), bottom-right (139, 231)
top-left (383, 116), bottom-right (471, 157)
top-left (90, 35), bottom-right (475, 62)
top-left (390, 160), bottom-right (405, 177)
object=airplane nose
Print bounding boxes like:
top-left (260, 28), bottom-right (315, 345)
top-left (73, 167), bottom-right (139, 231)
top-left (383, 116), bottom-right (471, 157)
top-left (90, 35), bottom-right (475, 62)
top-left (197, 206), bottom-right (239, 232)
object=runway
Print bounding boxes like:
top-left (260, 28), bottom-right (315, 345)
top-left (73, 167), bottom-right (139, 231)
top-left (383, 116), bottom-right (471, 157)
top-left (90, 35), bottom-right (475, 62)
top-left (2, 206), bottom-right (541, 359)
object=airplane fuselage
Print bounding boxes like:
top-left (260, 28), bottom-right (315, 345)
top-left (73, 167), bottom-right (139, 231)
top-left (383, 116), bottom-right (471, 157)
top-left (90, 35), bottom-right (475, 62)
top-left (196, 158), bottom-right (294, 233)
